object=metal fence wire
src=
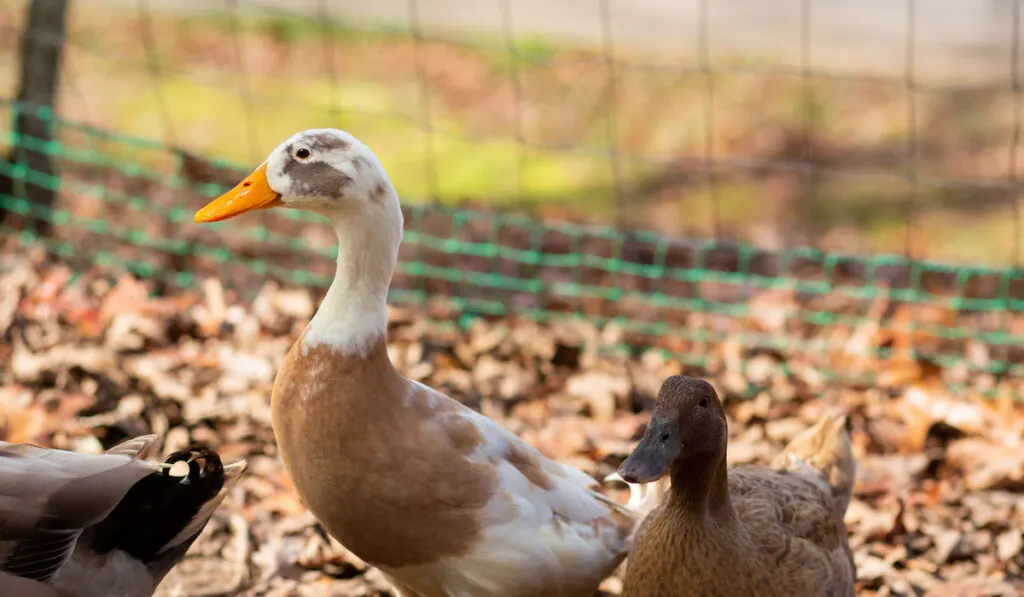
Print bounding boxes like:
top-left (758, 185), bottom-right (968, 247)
top-left (1, 0), bottom-right (1022, 398)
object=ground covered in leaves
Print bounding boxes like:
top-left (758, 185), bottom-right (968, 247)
top-left (2, 246), bottom-right (1024, 597)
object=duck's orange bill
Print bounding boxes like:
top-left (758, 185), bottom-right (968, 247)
top-left (194, 162), bottom-right (283, 223)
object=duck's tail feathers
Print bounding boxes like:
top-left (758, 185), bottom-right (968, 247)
top-left (85, 445), bottom-right (247, 584)
top-left (159, 453), bottom-right (247, 558)
top-left (773, 412), bottom-right (856, 518)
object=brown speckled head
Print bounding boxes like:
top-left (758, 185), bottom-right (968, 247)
top-left (618, 375), bottom-right (726, 484)
top-left (651, 376), bottom-right (722, 422)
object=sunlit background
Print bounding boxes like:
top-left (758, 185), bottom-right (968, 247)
top-left (1, 0), bottom-right (1022, 390)
top-left (3, 3), bottom-right (1024, 595)
top-left (3, 0), bottom-right (1023, 263)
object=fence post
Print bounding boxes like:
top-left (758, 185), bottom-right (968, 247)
top-left (2, 0), bottom-right (69, 238)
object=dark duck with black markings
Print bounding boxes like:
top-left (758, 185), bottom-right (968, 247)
top-left (0, 435), bottom-right (245, 597)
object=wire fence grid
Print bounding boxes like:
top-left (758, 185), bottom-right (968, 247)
top-left (1, 0), bottom-right (1023, 398)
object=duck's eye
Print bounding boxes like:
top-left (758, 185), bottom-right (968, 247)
top-left (699, 396), bottom-right (710, 408)
top-left (661, 432), bottom-right (671, 442)
top-left (295, 148), bottom-right (311, 159)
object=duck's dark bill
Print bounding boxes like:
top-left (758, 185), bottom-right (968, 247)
top-left (194, 162), bottom-right (282, 223)
top-left (618, 418), bottom-right (678, 484)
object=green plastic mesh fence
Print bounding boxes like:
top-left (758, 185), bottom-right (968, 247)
top-left (3, 101), bottom-right (1023, 399)
top-left (2, 1), bottom-right (1023, 398)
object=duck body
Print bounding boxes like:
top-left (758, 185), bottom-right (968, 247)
top-left (274, 338), bottom-right (633, 596)
top-left (197, 129), bottom-right (646, 597)
top-left (618, 376), bottom-right (855, 597)
top-left (626, 466), bottom-right (852, 597)
top-left (0, 436), bottom-right (245, 597)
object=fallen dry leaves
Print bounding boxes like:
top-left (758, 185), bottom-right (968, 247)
top-left (2, 246), bottom-right (1024, 597)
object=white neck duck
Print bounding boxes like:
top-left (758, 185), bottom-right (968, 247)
top-left (195, 128), bottom-right (655, 596)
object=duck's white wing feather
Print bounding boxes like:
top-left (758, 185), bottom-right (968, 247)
top-left (0, 437), bottom-right (159, 584)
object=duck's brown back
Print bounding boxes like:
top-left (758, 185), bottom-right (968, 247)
top-left (726, 465), bottom-right (854, 597)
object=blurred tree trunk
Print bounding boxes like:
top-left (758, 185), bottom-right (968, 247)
top-left (1, 0), bottom-right (69, 238)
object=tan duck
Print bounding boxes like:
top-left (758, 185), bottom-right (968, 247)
top-left (617, 376), bottom-right (855, 597)
top-left (0, 435), bottom-right (245, 597)
top-left (194, 128), bottom-right (660, 596)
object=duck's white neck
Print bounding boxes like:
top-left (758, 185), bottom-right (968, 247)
top-left (302, 200), bottom-right (403, 356)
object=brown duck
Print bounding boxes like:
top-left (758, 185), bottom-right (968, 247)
top-left (618, 376), bottom-right (856, 597)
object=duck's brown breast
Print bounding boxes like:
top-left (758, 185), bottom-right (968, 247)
top-left (270, 336), bottom-right (498, 568)
top-left (623, 506), bottom-right (757, 597)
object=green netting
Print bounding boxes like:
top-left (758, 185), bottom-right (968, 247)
top-left (2, 99), bottom-right (1023, 399)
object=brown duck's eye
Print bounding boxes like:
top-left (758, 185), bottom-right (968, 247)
top-left (699, 395), bottom-right (710, 408)
top-left (295, 148), bottom-right (311, 159)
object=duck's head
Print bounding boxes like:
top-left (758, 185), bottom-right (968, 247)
top-left (617, 375), bottom-right (726, 484)
top-left (194, 128), bottom-right (402, 236)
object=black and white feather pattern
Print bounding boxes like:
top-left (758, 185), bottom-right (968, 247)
top-left (0, 436), bottom-right (245, 597)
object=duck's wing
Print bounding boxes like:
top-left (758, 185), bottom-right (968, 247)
top-left (425, 384), bottom-right (637, 595)
top-left (771, 413), bottom-right (856, 519)
top-left (771, 412), bottom-right (857, 588)
top-left (730, 466), bottom-right (838, 546)
top-left (729, 465), bottom-right (855, 595)
top-left (0, 436), bottom-right (161, 584)
top-left (79, 445), bottom-right (247, 584)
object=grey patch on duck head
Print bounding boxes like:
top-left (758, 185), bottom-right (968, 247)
top-left (281, 157), bottom-right (352, 199)
top-left (300, 134), bottom-right (351, 154)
